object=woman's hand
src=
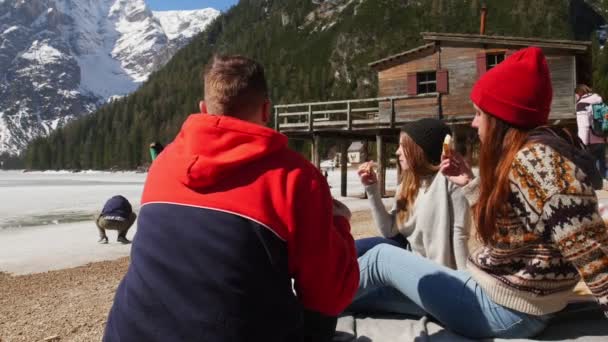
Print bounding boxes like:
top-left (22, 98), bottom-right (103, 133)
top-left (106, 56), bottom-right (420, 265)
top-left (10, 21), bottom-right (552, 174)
top-left (357, 161), bottom-right (377, 186)
top-left (440, 152), bottom-right (474, 187)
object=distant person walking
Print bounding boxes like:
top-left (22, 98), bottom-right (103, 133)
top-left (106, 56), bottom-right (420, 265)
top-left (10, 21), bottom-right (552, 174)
top-left (104, 55), bottom-right (358, 342)
top-left (575, 84), bottom-right (606, 177)
top-left (96, 195), bottom-right (136, 244)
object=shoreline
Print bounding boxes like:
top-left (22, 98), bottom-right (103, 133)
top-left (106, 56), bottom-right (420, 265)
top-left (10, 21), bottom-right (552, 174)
top-left (0, 210), bottom-right (377, 341)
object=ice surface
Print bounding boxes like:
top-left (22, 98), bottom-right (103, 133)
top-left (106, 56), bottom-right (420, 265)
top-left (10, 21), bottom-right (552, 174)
top-left (0, 168), bottom-right (395, 274)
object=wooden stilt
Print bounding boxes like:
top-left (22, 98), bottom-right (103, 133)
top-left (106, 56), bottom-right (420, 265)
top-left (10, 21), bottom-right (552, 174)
top-left (363, 140), bottom-right (369, 199)
top-left (312, 134), bottom-right (321, 169)
top-left (377, 135), bottom-right (386, 197)
top-left (340, 141), bottom-right (348, 197)
top-left (396, 154), bottom-right (402, 185)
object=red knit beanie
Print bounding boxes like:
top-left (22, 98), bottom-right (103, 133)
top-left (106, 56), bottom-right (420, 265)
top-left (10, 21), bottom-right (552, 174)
top-left (470, 47), bottom-right (552, 128)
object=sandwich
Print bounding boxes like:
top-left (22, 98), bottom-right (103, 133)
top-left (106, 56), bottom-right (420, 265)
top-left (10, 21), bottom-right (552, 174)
top-left (443, 134), bottom-right (452, 157)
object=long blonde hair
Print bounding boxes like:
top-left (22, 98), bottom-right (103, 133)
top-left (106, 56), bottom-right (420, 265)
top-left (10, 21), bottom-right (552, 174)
top-left (396, 133), bottom-right (440, 224)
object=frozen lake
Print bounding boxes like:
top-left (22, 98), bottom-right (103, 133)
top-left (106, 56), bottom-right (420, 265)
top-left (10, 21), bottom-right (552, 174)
top-left (0, 170), bottom-right (146, 229)
top-left (1, 168), bottom-right (605, 275)
top-left (0, 168), bottom-right (397, 230)
top-left (0, 168), bottom-right (395, 274)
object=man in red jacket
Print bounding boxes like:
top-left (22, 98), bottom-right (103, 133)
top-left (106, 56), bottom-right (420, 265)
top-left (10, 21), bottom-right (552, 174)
top-left (104, 55), bottom-right (359, 342)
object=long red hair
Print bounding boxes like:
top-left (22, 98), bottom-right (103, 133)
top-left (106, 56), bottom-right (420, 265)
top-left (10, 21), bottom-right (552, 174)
top-left (475, 114), bottom-right (530, 244)
top-left (396, 133), bottom-right (439, 224)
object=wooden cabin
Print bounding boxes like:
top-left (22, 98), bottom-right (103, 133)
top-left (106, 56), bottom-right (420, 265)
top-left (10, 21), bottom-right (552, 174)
top-left (274, 32), bottom-right (591, 197)
top-left (370, 32), bottom-right (591, 125)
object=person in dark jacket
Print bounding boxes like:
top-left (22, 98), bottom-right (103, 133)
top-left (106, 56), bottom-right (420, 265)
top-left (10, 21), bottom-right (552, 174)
top-left (103, 55), bottom-right (359, 342)
top-left (149, 141), bottom-right (164, 162)
top-left (96, 195), bottom-right (136, 244)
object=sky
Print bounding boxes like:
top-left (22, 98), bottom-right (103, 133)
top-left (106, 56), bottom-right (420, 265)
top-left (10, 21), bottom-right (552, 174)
top-left (147, 0), bottom-right (238, 12)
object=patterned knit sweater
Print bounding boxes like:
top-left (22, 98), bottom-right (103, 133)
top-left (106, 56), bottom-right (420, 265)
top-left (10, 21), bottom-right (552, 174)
top-left (462, 143), bottom-right (608, 318)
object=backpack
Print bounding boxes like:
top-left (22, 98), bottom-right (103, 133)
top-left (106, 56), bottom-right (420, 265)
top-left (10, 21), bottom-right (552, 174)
top-left (589, 102), bottom-right (608, 137)
top-left (530, 126), bottom-right (603, 189)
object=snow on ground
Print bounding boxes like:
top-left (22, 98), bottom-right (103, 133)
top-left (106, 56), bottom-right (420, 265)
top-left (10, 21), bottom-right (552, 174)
top-left (1, 168), bottom-right (606, 275)
top-left (0, 222), bottom-right (138, 275)
top-left (0, 169), bottom-right (393, 275)
top-left (327, 168), bottom-right (397, 211)
top-left (76, 53), bottom-right (140, 100)
top-left (0, 170), bottom-right (146, 229)
top-left (0, 170), bottom-right (146, 274)
top-left (20, 40), bottom-right (65, 65)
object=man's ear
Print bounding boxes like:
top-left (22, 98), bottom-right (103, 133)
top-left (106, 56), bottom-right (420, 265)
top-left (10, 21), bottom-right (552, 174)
top-left (261, 99), bottom-right (270, 124)
top-left (199, 101), bottom-right (207, 113)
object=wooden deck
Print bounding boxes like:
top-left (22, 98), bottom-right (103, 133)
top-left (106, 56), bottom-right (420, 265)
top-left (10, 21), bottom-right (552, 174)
top-left (274, 94), bottom-right (575, 197)
top-left (273, 93), bottom-right (468, 137)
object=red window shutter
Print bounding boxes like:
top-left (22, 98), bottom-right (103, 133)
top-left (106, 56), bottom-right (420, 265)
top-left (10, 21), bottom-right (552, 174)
top-left (407, 73), bottom-right (418, 96)
top-left (436, 69), bottom-right (448, 94)
top-left (476, 52), bottom-right (487, 78)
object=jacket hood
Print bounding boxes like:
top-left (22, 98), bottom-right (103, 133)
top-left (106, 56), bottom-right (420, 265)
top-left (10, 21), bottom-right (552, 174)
top-left (163, 113), bottom-right (288, 189)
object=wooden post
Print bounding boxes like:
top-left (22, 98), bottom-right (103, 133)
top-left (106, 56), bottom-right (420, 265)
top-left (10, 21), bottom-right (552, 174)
top-left (312, 134), bottom-right (321, 169)
top-left (465, 129), bottom-right (476, 166)
top-left (450, 124), bottom-right (472, 158)
top-left (274, 107), bottom-right (279, 131)
top-left (390, 98), bottom-right (396, 128)
top-left (437, 93), bottom-right (443, 119)
top-left (363, 140), bottom-right (369, 199)
top-left (347, 101), bottom-right (352, 130)
top-left (396, 153), bottom-right (402, 184)
top-left (340, 140), bottom-right (348, 197)
top-left (376, 135), bottom-right (386, 197)
top-left (308, 105), bottom-right (313, 132)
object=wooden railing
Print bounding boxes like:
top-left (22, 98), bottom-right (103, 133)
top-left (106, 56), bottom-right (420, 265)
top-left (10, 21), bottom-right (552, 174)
top-left (274, 93), bottom-right (440, 132)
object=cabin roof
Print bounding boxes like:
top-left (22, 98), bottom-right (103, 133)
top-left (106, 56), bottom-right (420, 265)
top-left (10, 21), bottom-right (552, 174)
top-left (421, 32), bottom-right (591, 51)
top-left (348, 141), bottom-right (365, 152)
top-left (368, 43), bottom-right (436, 69)
top-left (369, 32), bottom-right (591, 70)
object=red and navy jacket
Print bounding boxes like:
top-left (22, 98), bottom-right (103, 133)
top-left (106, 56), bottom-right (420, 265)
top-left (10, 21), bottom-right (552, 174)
top-left (104, 113), bottom-right (359, 342)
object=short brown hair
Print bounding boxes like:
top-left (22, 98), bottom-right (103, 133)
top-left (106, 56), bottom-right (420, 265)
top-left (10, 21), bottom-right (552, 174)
top-left (575, 84), bottom-right (592, 96)
top-left (203, 55), bottom-right (268, 117)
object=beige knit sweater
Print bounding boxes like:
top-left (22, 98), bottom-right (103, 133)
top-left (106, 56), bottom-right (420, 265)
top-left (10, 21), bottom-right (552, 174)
top-left (462, 143), bottom-right (608, 317)
top-left (366, 172), bottom-right (471, 270)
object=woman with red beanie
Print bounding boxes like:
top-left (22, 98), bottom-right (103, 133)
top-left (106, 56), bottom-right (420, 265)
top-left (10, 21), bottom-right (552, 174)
top-left (349, 47), bottom-right (608, 339)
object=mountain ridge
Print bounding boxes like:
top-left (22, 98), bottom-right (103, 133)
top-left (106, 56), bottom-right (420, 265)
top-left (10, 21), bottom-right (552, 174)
top-left (0, 0), bottom-right (219, 156)
top-left (19, 0), bottom-right (608, 170)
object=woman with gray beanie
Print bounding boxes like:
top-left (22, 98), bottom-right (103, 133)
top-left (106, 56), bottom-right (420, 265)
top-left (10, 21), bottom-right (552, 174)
top-left (356, 118), bottom-right (471, 270)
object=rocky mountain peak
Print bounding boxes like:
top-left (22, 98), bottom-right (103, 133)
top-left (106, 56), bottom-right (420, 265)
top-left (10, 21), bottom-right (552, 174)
top-left (0, 0), bottom-right (219, 156)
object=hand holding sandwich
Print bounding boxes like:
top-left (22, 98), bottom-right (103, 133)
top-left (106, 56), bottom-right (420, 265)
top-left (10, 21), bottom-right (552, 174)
top-left (357, 161), bottom-right (378, 186)
top-left (440, 136), bottom-right (474, 186)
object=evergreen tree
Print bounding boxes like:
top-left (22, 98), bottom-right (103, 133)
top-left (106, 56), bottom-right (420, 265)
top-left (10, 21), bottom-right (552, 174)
top-left (20, 0), bottom-right (607, 170)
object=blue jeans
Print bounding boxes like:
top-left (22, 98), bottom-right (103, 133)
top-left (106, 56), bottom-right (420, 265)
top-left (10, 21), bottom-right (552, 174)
top-left (349, 245), bottom-right (551, 339)
top-left (355, 235), bottom-right (409, 257)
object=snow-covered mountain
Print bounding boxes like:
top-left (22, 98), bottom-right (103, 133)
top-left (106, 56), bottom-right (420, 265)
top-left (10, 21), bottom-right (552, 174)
top-left (0, 0), bottom-right (219, 155)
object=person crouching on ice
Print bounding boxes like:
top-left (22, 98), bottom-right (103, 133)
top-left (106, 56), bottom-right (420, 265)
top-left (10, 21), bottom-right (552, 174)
top-left (96, 195), bottom-right (136, 244)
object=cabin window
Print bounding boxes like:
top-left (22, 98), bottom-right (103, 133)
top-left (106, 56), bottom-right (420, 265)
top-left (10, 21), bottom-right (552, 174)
top-left (407, 70), bottom-right (448, 96)
top-left (477, 51), bottom-right (511, 77)
top-left (486, 53), bottom-right (505, 70)
top-left (416, 71), bottom-right (436, 94)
